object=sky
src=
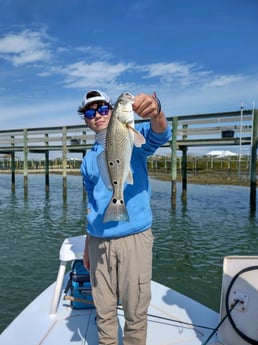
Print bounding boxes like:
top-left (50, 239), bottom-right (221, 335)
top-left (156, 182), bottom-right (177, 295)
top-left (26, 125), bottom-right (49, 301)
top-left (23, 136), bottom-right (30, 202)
top-left (0, 0), bottom-right (258, 155)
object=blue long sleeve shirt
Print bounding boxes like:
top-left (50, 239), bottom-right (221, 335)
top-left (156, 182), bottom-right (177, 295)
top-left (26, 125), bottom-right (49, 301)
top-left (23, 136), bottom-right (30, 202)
top-left (80, 122), bottom-right (171, 238)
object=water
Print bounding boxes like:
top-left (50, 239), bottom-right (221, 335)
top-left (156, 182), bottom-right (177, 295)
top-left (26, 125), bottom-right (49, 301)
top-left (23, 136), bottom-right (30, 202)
top-left (0, 173), bottom-right (257, 333)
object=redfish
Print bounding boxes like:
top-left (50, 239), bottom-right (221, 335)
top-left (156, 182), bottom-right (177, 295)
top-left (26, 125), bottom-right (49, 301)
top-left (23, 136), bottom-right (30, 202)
top-left (98, 92), bottom-right (145, 223)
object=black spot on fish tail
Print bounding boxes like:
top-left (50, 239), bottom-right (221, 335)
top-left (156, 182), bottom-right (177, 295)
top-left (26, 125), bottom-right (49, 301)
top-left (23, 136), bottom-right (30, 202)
top-left (103, 198), bottom-right (129, 223)
top-left (112, 198), bottom-right (124, 205)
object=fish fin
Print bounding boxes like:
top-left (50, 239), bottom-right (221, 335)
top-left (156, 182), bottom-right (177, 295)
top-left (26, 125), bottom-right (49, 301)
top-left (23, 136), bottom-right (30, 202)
top-left (127, 124), bottom-right (146, 147)
top-left (97, 152), bottom-right (113, 190)
top-left (125, 169), bottom-right (134, 185)
top-left (103, 200), bottom-right (129, 223)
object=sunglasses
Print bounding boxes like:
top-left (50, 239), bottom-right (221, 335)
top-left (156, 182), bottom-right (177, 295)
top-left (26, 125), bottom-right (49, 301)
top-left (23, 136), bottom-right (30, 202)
top-left (84, 105), bottom-right (110, 119)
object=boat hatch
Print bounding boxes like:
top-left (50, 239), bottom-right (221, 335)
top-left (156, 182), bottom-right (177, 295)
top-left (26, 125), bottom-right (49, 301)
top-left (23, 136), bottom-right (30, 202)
top-left (218, 256), bottom-right (258, 345)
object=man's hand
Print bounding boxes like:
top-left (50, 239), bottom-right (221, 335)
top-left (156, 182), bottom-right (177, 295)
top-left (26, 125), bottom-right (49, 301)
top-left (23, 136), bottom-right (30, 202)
top-left (83, 236), bottom-right (90, 271)
top-left (133, 93), bottom-right (159, 119)
top-left (133, 93), bottom-right (168, 133)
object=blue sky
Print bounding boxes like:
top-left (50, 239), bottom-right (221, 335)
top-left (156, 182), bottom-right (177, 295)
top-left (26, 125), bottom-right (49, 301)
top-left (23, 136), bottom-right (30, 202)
top-left (0, 0), bottom-right (258, 138)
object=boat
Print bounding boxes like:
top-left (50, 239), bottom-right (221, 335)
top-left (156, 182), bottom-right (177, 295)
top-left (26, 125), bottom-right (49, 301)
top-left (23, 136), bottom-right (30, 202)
top-left (0, 235), bottom-right (257, 345)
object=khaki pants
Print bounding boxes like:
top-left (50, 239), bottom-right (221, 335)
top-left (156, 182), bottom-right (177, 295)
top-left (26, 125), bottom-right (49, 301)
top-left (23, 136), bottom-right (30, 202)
top-left (89, 229), bottom-right (153, 345)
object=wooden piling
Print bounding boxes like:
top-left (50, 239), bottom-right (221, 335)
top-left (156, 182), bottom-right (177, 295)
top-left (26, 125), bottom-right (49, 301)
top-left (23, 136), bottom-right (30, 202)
top-left (250, 109), bottom-right (258, 212)
top-left (45, 134), bottom-right (49, 192)
top-left (11, 135), bottom-right (15, 191)
top-left (11, 151), bottom-right (15, 192)
top-left (181, 146), bottom-right (187, 202)
top-left (171, 118), bottom-right (178, 207)
top-left (62, 126), bottom-right (67, 197)
top-left (181, 124), bottom-right (188, 202)
top-left (45, 151), bottom-right (49, 192)
top-left (23, 129), bottom-right (28, 195)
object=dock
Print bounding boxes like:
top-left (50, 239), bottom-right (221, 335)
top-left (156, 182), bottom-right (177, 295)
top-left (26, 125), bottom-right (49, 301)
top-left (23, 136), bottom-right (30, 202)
top-left (0, 108), bottom-right (257, 211)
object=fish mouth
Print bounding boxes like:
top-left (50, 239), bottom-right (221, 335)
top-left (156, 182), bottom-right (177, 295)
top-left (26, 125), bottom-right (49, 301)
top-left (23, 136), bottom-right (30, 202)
top-left (124, 92), bottom-right (135, 101)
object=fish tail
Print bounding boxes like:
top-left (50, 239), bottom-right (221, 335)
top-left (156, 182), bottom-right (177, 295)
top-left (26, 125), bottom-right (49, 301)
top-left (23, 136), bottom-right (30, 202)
top-left (103, 199), bottom-right (129, 223)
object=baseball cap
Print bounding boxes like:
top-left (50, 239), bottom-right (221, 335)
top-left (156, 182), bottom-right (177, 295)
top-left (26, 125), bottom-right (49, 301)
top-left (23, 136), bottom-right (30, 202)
top-left (81, 90), bottom-right (111, 109)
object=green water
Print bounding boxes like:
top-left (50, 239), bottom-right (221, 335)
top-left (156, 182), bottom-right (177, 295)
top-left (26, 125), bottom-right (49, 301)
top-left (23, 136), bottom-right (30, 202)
top-left (0, 173), bottom-right (257, 333)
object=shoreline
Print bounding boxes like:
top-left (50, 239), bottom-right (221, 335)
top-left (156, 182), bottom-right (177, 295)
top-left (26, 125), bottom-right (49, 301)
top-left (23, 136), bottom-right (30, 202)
top-left (149, 171), bottom-right (252, 186)
top-left (0, 169), bottom-right (254, 186)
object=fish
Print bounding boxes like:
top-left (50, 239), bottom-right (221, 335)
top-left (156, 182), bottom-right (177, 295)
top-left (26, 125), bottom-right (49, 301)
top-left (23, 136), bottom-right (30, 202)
top-left (98, 92), bottom-right (146, 223)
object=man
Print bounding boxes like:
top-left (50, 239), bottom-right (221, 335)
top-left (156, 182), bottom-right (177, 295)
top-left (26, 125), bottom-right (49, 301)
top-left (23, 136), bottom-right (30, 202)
top-left (78, 90), bottom-right (171, 345)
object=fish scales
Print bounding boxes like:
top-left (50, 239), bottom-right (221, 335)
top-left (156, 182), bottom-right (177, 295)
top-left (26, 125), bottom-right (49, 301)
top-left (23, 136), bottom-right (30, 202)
top-left (100, 92), bottom-right (145, 223)
top-left (106, 118), bottom-right (133, 201)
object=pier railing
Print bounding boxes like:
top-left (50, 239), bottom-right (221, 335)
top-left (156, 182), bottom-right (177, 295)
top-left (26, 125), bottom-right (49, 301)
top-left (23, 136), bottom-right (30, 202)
top-left (0, 108), bottom-right (257, 211)
top-left (173, 109), bottom-right (253, 147)
top-left (0, 109), bottom-right (254, 152)
top-left (0, 125), bottom-right (94, 153)
top-left (0, 109), bottom-right (255, 153)
top-left (169, 108), bottom-right (257, 212)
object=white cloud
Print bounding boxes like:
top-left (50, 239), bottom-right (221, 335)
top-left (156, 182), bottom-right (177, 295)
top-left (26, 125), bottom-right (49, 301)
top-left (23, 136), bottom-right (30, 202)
top-left (0, 28), bottom-right (257, 130)
top-left (0, 29), bottom-right (52, 66)
top-left (52, 59), bottom-right (219, 91)
top-left (140, 62), bottom-right (245, 90)
top-left (203, 74), bottom-right (244, 88)
top-left (75, 46), bottom-right (114, 60)
top-left (0, 28), bottom-right (243, 96)
top-left (161, 73), bottom-right (258, 116)
top-left (60, 61), bottom-right (133, 88)
top-left (144, 62), bottom-right (195, 79)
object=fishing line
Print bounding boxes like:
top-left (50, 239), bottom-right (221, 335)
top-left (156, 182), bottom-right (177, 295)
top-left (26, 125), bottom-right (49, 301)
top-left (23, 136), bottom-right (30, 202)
top-left (117, 306), bottom-right (215, 331)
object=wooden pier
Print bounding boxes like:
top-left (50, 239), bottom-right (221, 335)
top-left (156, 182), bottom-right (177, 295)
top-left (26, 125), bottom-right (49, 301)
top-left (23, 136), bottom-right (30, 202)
top-left (0, 108), bottom-right (257, 211)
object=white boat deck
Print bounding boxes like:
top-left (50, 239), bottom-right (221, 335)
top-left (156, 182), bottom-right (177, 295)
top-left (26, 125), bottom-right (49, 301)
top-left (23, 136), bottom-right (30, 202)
top-left (0, 280), bottom-right (219, 344)
top-left (0, 235), bottom-right (220, 345)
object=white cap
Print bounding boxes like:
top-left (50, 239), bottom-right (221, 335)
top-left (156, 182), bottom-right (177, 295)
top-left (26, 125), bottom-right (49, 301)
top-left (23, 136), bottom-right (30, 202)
top-left (81, 90), bottom-right (111, 109)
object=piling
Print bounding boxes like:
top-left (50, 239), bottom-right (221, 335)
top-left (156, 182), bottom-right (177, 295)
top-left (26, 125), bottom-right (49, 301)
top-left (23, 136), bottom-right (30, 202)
top-left (181, 147), bottom-right (187, 202)
top-left (23, 129), bottom-right (28, 195)
top-left (45, 133), bottom-right (50, 192)
top-left (10, 135), bottom-right (15, 191)
top-left (62, 126), bottom-right (67, 197)
top-left (45, 151), bottom-right (50, 192)
top-left (250, 109), bottom-right (258, 212)
top-left (11, 151), bottom-right (15, 192)
top-left (181, 123), bottom-right (188, 202)
top-left (171, 118), bottom-right (178, 207)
